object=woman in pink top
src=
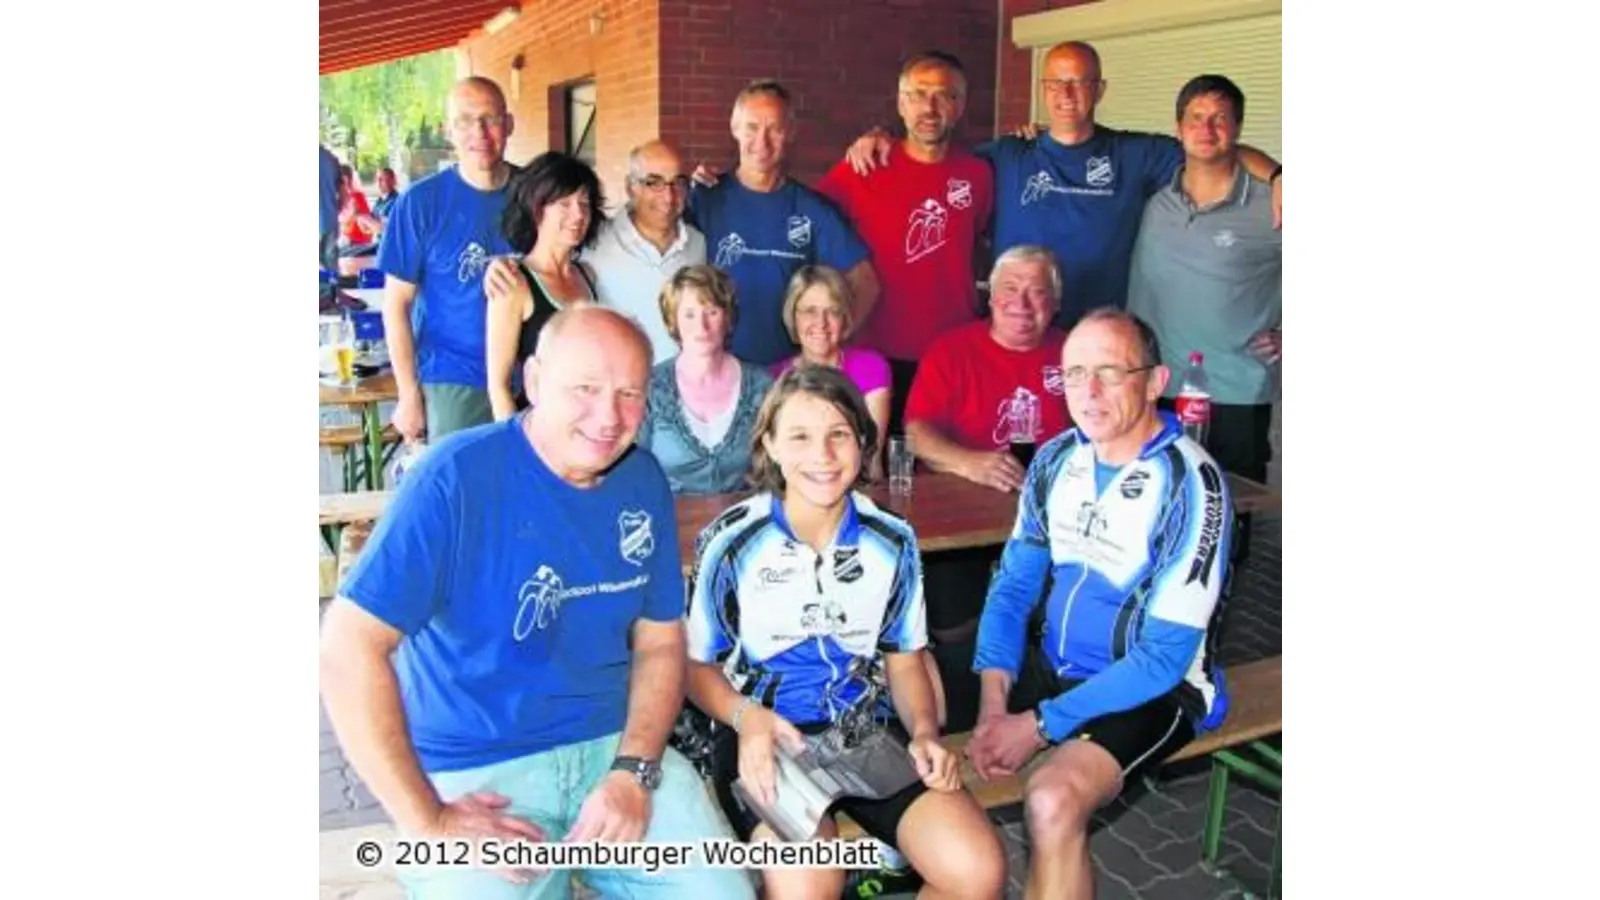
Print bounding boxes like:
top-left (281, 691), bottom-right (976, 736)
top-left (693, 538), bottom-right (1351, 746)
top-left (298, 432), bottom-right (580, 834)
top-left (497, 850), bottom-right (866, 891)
top-left (770, 265), bottom-right (892, 479)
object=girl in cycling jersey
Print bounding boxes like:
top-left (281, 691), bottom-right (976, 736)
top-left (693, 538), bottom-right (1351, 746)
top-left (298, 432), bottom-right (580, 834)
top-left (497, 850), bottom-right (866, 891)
top-left (684, 365), bottom-right (1006, 900)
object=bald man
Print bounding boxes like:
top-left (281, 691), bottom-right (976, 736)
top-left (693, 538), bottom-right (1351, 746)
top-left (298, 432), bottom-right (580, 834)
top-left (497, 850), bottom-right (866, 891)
top-left (322, 306), bottom-right (754, 900)
top-left (586, 140), bottom-right (708, 362)
top-left (378, 76), bottom-right (520, 444)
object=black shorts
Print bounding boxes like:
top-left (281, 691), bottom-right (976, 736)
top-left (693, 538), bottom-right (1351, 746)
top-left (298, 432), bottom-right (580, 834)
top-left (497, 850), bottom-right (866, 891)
top-left (1008, 648), bottom-right (1196, 782)
top-left (709, 717), bottom-right (929, 850)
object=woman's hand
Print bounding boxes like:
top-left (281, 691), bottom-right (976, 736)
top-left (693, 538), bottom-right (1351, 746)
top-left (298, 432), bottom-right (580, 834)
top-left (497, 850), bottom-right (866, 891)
top-left (737, 706), bottom-right (806, 809)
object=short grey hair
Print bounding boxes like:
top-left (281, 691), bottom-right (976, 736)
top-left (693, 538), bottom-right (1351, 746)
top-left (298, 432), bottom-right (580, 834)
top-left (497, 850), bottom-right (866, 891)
top-left (989, 244), bottom-right (1063, 307)
top-left (731, 78), bottom-right (795, 126)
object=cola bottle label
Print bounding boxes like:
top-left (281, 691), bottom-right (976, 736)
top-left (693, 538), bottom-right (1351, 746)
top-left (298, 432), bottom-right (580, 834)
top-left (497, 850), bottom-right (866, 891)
top-left (1175, 393), bottom-right (1211, 424)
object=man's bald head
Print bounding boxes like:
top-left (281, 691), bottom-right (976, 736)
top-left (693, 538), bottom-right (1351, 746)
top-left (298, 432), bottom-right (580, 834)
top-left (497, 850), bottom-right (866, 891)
top-left (627, 140), bottom-right (683, 181)
top-left (524, 306), bottom-right (654, 487)
top-left (448, 76), bottom-right (508, 118)
top-left (1043, 41), bottom-right (1102, 80)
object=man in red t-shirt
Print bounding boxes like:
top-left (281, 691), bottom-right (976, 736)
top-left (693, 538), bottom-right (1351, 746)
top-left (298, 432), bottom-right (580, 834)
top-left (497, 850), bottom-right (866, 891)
top-left (817, 51), bottom-right (994, 437)
top-left (905, 246), bottom-right (1069, 492)
top-left (903, 245), bottom-right (1069, 735)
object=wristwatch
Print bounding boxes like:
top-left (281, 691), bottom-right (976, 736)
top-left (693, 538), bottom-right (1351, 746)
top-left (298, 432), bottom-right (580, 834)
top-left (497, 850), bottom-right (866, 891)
top-left (1033, 709), bottom-right (1057, 747)
top-left (610, 756), bottom-right (663, 791)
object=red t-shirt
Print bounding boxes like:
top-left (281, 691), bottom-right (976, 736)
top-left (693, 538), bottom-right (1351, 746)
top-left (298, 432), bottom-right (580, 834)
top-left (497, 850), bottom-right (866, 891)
top-left (817, 144), bottom-right (993, 361)
top-left (341, 190), bottom-right (374, 244)
top-left (904, 321), bottom-right (1070, 451)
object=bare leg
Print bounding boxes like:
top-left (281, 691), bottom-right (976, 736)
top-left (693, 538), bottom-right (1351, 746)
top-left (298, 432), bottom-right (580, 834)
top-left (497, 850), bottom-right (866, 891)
top-left (1021, 741), bottom-right (1123, 900)
top-left (894, 789), bottom-right (1007, 899)
top-left (750, 817), bottom-right (848, 900)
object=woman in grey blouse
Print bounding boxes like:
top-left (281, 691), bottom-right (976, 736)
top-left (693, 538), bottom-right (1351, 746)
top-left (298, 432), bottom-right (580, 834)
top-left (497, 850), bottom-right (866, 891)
top-left (637, 265), bottom-right (774, 494)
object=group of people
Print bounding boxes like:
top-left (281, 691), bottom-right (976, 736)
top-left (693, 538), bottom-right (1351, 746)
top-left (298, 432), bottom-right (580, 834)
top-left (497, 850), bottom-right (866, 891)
top-left (319, 36), bottom-right (1279, 900)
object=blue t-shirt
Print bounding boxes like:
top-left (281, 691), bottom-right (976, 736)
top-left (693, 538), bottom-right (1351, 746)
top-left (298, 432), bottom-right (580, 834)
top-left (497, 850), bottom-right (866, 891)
top-left (980, 128), bottom-right (1182, 329)
top-left (339, 417), bottom-right (686, 773)
top-left (376, 165), bottom-right (517, 388)
top-left (687, 178), bottom-right (869, 366)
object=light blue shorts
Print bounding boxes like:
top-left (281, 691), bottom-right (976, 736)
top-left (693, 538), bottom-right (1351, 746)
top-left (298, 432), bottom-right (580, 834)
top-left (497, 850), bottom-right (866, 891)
top-left (398, 732), bottom-right (756, 900)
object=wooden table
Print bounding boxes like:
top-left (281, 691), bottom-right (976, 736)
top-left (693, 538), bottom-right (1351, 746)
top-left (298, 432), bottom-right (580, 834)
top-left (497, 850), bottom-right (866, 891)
top-left (321, 471), bottom-right (1281, 561)
top-left (320, 373), bottom-right (399, 490)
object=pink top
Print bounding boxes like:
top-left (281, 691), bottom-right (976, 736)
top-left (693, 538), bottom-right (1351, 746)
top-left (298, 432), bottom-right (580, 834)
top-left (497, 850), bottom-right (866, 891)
top-left (769, 346), bottom-right (892, 398)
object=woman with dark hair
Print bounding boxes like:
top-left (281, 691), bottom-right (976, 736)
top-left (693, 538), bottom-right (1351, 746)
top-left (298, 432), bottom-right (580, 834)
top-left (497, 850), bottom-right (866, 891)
top-left (683, 365), bottom-right (1006, 900)
top-left (483, 151), bottom-right (606, 419)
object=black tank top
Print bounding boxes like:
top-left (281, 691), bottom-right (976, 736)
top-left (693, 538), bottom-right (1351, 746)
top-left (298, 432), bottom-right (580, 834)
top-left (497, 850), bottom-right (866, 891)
top-left (513, 259), bottom-right (598, 410)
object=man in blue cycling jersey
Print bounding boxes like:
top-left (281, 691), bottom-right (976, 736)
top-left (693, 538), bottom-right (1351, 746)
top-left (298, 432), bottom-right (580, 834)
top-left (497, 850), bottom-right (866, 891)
top-left (965, 306), bottom-right (1235, 899)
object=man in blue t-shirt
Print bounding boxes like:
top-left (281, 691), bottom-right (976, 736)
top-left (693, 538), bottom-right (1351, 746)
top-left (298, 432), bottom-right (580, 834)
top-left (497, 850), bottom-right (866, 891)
top-left (319, 145), bottom-right (341, 309)
top-left (378, 76), bottom-right (519, 443)
top-left (685, 79), bottom-right (878, 366)
top-left (845, 41), bottom-right (1283, 332)
top-left (321, 307), bottom-right (753, 899)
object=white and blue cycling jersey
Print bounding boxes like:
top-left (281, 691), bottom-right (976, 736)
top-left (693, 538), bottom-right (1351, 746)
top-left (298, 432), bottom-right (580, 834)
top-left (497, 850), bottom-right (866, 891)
top-left (973, 411), bottom-right (1234, 742)
top-left (685, 491), bottom-right (927, 727)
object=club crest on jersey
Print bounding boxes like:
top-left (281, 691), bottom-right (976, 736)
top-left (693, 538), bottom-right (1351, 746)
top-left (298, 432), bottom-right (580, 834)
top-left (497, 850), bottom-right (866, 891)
top-left (1042, 365), bottom-right (1065, 396)
top-left (1120, 470), bottom-right (1150, 500)
top-left (1086, 156), bottom-right (1114, 187)
top-left (787, 215), bottom-right (813, 248)
top-left (618, 509), bottom-right (655, 566)
top-left (833, 547), bottom-right (864, 584)
top-left (947, 178), bottom-right (973, 210)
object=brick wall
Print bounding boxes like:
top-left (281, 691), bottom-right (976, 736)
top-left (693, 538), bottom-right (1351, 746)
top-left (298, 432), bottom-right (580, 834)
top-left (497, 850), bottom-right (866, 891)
top-left (657, 0), bottom-right (997, 188)
top-left (457, 0), bottom-right (662, 213)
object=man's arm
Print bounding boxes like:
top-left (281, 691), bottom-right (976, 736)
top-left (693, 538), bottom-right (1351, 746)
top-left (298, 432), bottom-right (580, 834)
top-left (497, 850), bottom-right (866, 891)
top-left (617, 618), bottom-right (689, 761)
top-left (382, 278), bottom-right (427, 440)
top-left (319, 600), bottom-right (442, 832)
top-left (906, 419), bottom-right (1025, 493)
top-left (844, 259), bottom-right (880, 336)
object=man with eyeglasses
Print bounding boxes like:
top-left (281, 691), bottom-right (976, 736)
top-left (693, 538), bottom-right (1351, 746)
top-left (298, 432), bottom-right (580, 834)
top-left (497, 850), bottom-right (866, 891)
top-left (377, 76), bottom-right (519, 443)
top-left (846, 41), bottom-right (1283, 333)
top-left (685, 79), bottom-right (878, 367)
top-left (586, 140), bottom-right (707, 363)
top-left (965, 306), bottom-right (1234, 900)
top-left (815, 51), bottom-right (994, 439)
top-left (1129, 74), bottom-right (1281, 565)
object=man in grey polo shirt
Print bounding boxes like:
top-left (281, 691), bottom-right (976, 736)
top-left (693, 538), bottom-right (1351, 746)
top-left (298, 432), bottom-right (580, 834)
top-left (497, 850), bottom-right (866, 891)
top-left (588, 140), bottom-right (707, 362)
top-left (1127, 74), bottom-right (1280, 561)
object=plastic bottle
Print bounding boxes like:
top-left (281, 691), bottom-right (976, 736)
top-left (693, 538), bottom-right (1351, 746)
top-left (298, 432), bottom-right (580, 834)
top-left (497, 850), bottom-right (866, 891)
top-left (1174, 351), bottom-right (1212, 447)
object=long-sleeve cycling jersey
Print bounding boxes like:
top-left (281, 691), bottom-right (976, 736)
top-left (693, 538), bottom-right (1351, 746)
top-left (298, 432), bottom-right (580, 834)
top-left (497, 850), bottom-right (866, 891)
top-left (973, 412), bottom-right (1234, 742)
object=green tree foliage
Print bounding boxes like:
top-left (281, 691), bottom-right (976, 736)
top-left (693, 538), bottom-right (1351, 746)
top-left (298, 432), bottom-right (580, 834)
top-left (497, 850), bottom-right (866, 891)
top-left (319, 51), bottom-right (457, 182)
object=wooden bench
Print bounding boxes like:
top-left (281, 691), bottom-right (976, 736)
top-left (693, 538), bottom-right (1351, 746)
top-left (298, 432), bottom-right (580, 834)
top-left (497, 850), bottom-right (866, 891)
top-left (320, 424), bottom-right (401, 493)
top-left (832, 655), bottom-right (1281, 895)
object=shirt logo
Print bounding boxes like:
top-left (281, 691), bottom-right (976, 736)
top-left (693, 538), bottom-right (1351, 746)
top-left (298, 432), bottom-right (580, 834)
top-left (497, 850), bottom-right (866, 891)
top-left (947, 178), bottom-right (973, 210)
top-left (1120, 470), bottom-right (1149, 500)
top-left (904, 199), bottom-right (949, 264)
top-left (618, 509), bottom-right (655, 566)
top-left (1021, 171), bottom-right (1063, 206)
top-left (512, 565), bottom-right (565, 638)
top-left (713, 232), bottom-right (805, 268)
top-left (833, 547), bottom-right (864, 584)
top-left (1085, 156), bottom-right (1114, 187)
top-left (1042, 365), bottom-right (1065, 396)
top-left (758, 565), bottom-right (799, 587)
top-left (800, 600), bottom-right (848, 635)
top-left (786, 215), bottom-right (813, 248)
top-left (1213, 229), bottom-right (1238, 248)
top-left (457, 242), bottom-right (490, 283)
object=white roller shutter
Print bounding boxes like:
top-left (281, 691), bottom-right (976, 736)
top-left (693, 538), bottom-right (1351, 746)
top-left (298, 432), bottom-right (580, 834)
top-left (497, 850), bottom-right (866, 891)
top-left (1016, 0), bottom-right (1281, 161)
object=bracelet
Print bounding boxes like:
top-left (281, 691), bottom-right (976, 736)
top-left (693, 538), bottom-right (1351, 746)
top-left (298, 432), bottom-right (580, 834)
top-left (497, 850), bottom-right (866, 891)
top-left (730, 698), bottom-right (753, 733)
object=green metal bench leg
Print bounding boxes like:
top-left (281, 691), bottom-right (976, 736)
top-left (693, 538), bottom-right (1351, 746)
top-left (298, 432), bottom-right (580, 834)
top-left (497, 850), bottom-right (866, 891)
top-left (341, 446), bottom-right (359, 493)
top-left (364, 403), bottom-right (384, 490)
top-left (1203, 756), bottom-right (1230, 864)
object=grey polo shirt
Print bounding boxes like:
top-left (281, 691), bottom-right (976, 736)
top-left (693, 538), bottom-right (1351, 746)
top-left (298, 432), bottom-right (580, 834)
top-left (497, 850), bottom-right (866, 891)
top-left (1127, 164), bottom-right (1281, 405)
top-left (586, 211), bottom-right (707, 364)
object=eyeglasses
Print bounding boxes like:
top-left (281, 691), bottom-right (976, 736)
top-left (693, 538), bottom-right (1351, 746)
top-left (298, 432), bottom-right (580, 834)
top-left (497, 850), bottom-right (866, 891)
top-left (1062, 364), bottom-right (1154, 388)
top-left (632, 174), bottom-right (691, 193)
top-left (1040, 78), bottom-right (1101, 95)
top-left (450, 114), bottom-right (508, 133)
top-left (900, 88), bottom-right (961, 108)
